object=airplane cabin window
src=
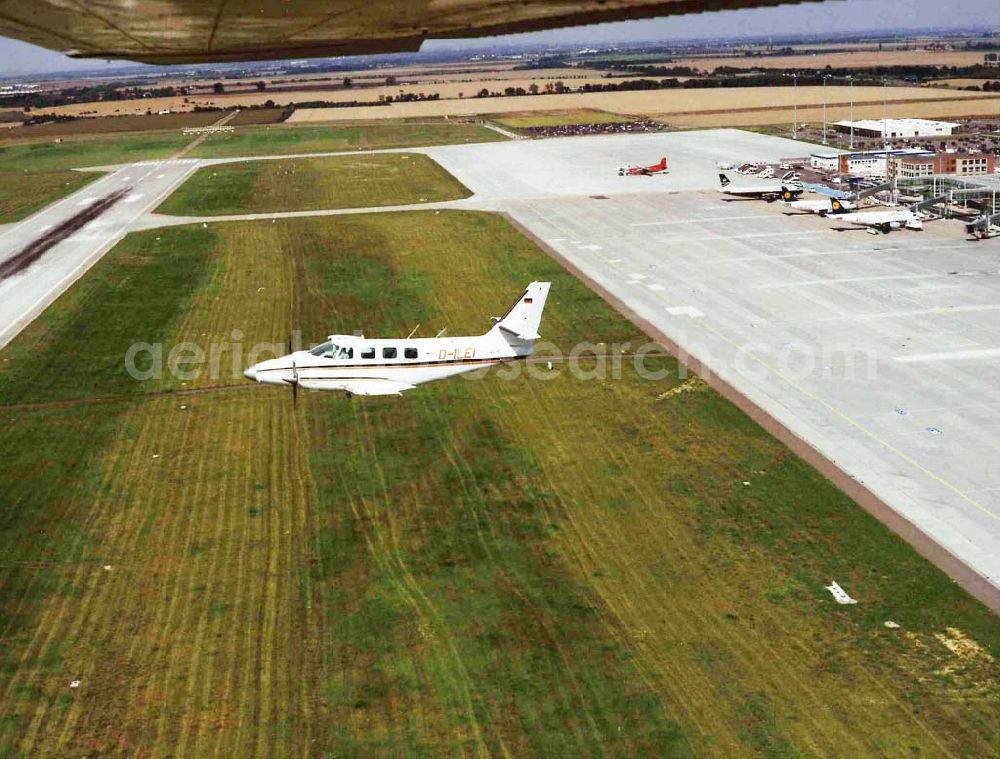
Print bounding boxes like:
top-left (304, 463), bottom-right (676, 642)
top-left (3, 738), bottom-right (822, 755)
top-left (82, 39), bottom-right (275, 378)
top-left (404, 348), bottom-right (418, 359)
top-left (338, 347), bottom-right (353, 359)
top-left (361, 347), bottom-right (375, 359)
top-left (383, 347), bottom-right (397, 359)
top-left (309, 340), bottom-right (334, 357)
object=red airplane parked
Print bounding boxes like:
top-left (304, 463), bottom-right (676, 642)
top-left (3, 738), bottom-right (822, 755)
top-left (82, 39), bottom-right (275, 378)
top-left (618, 157), bottom-right (668, 176)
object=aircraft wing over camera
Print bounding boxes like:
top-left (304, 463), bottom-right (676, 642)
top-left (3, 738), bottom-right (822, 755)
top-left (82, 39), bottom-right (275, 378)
top-left (0, 0), bottom-right (819, 64)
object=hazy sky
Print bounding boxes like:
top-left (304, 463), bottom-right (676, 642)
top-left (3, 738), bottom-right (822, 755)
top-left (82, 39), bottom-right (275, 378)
top-left (1, 0), bottom-right (997, 76)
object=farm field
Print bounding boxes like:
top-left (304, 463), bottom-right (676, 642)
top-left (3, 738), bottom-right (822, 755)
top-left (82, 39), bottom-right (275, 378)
top-left (0, 111), bottom-right (226, 141)
top-left (926, 78), bottom-right (997, 89)
top-left (0, 210), bottom-right (996, 755)
top-left (189, 120), bottom-right (505, 159)
top-left (0, 169), bottom-right (99, 223)
top-left (491, 109), bottom-right (633, 128)
top-left (156, 153), bottom-right (470, 216)
top-left (0, 132), bottom-right (191, 171)
top-left (658, 96), bottom-right (1000, 128)
top-left (32, 74), bottom-right (610, 119)
top-left (286, 85), bottom-right (998, 123)
top-left (667, 49), bottom-right (992, 70)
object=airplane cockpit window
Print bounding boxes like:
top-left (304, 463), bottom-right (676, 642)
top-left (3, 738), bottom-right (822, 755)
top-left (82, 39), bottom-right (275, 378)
top-left (308, 341), bottom-right (338, 358)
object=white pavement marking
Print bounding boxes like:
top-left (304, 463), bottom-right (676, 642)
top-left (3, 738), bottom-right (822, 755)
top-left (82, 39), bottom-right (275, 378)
top-left (665, 305), bottom-right (705, 318)
top-left (632, 214), bottom-right (776, 226)
top-left (896, 347), bottom-right (1000, 363)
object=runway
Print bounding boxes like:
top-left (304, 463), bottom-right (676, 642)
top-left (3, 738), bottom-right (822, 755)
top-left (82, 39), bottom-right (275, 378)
top-left (0, 158), bottom-right (199, 350)
top-left (2, 127), bottom-right (999, 609)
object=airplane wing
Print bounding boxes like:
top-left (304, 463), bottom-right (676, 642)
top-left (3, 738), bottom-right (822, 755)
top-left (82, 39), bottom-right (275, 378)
top-left (298, 378), bottom-right (417, 396)
top-left (0, 0), bottom-right (823, 64)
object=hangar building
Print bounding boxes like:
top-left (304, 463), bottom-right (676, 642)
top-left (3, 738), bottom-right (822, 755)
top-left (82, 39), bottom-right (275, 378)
top-left (832, 118), bottom-right (959, 139)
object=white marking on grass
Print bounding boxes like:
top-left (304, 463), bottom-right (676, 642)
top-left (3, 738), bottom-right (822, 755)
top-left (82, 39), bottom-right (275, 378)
top-left (825, 581), bottom-right (857, 605)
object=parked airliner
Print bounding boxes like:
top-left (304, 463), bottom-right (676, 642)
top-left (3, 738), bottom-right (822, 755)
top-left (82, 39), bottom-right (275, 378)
top-left (243, 282), bottom-right (551, 397)
top-left (779, 188), bottom-right (854, 215)
top-left (718, 173), bottom-right (802, 201)
top-left (827, 198), bottom-right (923, 234)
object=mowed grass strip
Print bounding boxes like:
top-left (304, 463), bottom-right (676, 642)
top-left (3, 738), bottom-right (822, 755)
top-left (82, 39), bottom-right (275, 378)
top-left (0, 132), bottom-right (192, 172)
top-left (189, 120), bottom-right (505, 159)
top-left (0, 211), bottom-right (996, 755)
top-left (492, 108), bottom-right (633, 128)
top-left (0, 170), bottom-right (100, 223)
top-left (156, 153), bottom-right (471, 216)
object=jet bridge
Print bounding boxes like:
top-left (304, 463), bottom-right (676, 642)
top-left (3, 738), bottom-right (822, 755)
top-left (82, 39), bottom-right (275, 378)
top-left (852, 181), bottom-right (895, 201)
top-left (966, 211), bottom-right (1000, 240)
top-left (910, 195), bottom-right (949, 217)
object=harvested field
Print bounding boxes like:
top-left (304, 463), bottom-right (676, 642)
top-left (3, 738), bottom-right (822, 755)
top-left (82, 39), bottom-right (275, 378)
top-left (926, 79), bottom-right (997, 89)
top-left (658, 96), bottom-right (1000, 128)
top-left (229, 108), bottom-right (289, 126)
top-left (189, 120), bottom-right (504, 158)
top-left (492, 109), bottom-right (632, 128)
top-left (286, 85), bottom-right (998, 123)
top-left (0, 169), bottom-right (99, 223)
top-left (667, 49), bottom-right (992, 70)
top-left (33, 75), bottom-right (614, 119)
top-left (157, 153), bottom-right (470, 216)
top-left (0, 111), bottom-right (226, 141)
top-left (0, 209), bottom-right (996, 755)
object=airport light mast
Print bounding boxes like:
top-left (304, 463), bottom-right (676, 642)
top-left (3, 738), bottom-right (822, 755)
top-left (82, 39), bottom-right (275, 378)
top-left (847, 75), bottom-right (855, 149)
top-left (784, 72), bottom-right (799, 139)
top-left (821, 74), bottom-right (830, 145)
top-left (882, 76), bottom-right (889, 150)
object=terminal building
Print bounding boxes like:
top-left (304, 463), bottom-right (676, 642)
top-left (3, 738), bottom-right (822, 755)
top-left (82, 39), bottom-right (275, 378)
top-left (832, 118), bottom-right (959, 139)
top-left (810, 148), bottom-right (934, 178)
top-left (889, 151), bottom-right (996, 179)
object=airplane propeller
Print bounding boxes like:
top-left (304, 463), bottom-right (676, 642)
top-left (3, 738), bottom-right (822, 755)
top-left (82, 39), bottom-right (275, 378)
top-left (284, 332), bottom-right (299, 407)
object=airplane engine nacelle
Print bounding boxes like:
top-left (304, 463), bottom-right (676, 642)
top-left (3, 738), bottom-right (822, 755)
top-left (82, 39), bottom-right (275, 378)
top-left (890, 221), bottom-right (901, 229)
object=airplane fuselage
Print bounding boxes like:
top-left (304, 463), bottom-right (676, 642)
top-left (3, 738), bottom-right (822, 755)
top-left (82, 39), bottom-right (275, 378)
top-left (243, 281), bottom-right (551, 396)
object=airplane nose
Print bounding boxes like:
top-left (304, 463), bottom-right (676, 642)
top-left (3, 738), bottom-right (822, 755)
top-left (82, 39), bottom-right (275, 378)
top-left (243, 366), bottom-right (257, 381)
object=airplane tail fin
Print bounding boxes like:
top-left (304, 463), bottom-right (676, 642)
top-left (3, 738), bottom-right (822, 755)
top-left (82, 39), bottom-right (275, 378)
top-left (719, 173), bottom-right (731, 187)
top-left (658, 157), bottom-right (667, 170)
top-left (781, 188), bottom-right (795, 202)
top-left (492, 282), bottom-right (550, 341)
top-left (828, 198), bottom-right (851, 215)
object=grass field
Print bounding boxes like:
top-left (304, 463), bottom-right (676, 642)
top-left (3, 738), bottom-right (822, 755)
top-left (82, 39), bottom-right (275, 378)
top-left (0, 133), bottom-right (191, 172)
top-left (0, 169), bottom-right (100, 223)
top-left (491, 109), bottom-right (632, 128)
top-left (189, 121), bottom-right (505, 159)
top-left (0, 209), bottom-right (996, 755)
top-left (156, 154), bottom-right (470, 216)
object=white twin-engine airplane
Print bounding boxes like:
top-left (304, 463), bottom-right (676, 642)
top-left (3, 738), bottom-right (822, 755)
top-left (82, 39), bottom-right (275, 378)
top-left (718, 173), bottom-right (802, 201)
top-left (826, 198), bottom-right (923, 234)
top-left (243, 282), bottom-right (551, 397)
